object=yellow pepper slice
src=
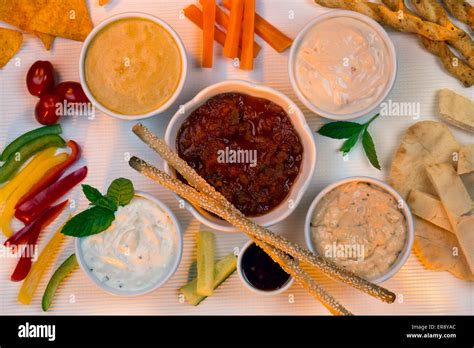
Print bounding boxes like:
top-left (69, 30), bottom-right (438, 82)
top-left (18, 218), bottom-right (69, 305)
top-left (0, 148), bottom-right (57, 202)
top-left (0, 152), bottom-right (68, 237)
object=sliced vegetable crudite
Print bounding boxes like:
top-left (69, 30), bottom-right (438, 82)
top-left (42, 254), bottom-right (78, 312)
top-left (196, 231), bottom-right (215, 296)
top-left (0, 134), bottom-right (66, 183)
top-left (10, 200), bottom-right (69, 281)
top-left (180, 253), bottom-right (237, 305)
top-left (18, 218), bottom-right (69, 304)
top-left (15, 166), bottom-right (88, 223)
top-left (0, 151), bottom-right (68, 237)
top-left (16, 140), bottom-right (81, 207)
top-left (0, 124), bottom-right (62, 162)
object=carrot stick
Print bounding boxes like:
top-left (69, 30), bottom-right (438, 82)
top-left (222, 0), bottom-right (293, 52)
top-left (184, 5), bottom-right (227, 48)
top-left (223, 0), bottom-right (244, 58)
top-left (240, 0), bottom-right (255, 70)
top-left (199, 1), bottom-right (261, 57)
top-left (202, 0), bottom-right (216, 68)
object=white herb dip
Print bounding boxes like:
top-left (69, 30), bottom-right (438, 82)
top-left (80, 196), bottom-right (178, 292)
top-left (295, 17), bottom-right (392, 115)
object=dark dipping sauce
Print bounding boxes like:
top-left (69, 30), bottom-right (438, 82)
top-left (176, 92), bottom-right (303, 216)
top-left (242, 243), bottom-right (291, 291)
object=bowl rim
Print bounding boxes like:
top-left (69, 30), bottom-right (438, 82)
top-left (237, 240), bottom-right (294, 295)
top-left (78, 12), bottom-right (188, 120)
top-left (288, 9), bottom-right (398, 121)
top-left (163, 79), bottom-right (317, 232)
top-left (75, 191), bottom-right (183, 297)
top-left (304, 176), bottom-right (414, 284)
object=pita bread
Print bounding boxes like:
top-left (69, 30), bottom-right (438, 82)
top-left (414, 217), bottom-right (474, 281)
top-left (391, 121), bottom-right (472, 280)
top-left (458, 144), bottom-right (474, 175)
top-left (407, 190), bottom-right (453, 233)
top-left (389, 121), bottom-right (460, 199)
top-left (0, 27), bottom-right (22, 68)
top-left (438, 89), bottom-right (474, 133)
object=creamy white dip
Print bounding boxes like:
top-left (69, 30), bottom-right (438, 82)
top-left (295, 17), bottom-right (392, 115)
top-left (80, 196), bottom-right (178, 292)
top-left (311, 182), bottom-right (406, 280)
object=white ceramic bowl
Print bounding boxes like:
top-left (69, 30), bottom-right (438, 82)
top-left (79, 12), bottom-right (188, 120)
top-left (288, 10), bottom-right (397, 120)
top-left (304, 177), bottom-right (414, 284)
top-left (75, 191), bottom-right (183, 296)
top-left (164, 80), bottom-right (317, 232)
top-left (237, 240), bottom-right (294, 295)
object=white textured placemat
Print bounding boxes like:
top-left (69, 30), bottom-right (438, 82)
top-left (0, 0), bottom-right (472, 315)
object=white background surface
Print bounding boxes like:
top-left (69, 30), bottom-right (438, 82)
top-left (0, 0), bottom-right (472, 315)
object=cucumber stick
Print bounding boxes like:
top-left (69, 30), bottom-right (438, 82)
top-left (181, 253), bottom-right (237, 306)
top-left (42, 254), bottom-right (78, 312)
top-left (196, 231), bottom-right (215, 296)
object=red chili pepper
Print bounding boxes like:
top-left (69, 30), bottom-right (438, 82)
top-left (10, 200), bottom-right (68, 281)
top-left (15, 166), bottom-right (87, 224)
top-left (16, 140), bottom-right (81, 208)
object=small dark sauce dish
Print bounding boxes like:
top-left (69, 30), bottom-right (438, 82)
top-left (240, 242), bottom-right (292, 293)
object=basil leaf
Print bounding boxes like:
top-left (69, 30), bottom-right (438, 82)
top-left (107, 178), bottom-right (134, 206)
top-left (61, 206), bottom-right (115, 237)
top-left (82, 185), bottom-right (104, 204)
top-left (340, 133), bottom-right (360, 153)
top-left (362, 130), bottom-right (381, 170)
top-left (317, 122), bottom-right (362, 139)
top-left (94, 196), bottom-right (118, 211)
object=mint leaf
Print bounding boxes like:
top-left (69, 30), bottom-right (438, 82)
top-left (61, 206), bottom-right (115, 237)
top-left (340, 133), bottom-right (360, 153)
top-left (317, 122), bottom-right (362, 139)
top-left (362, 130), bottom-right (381, 170)
top-left (107, 178), bottom-right (134, 206)
top-left (82, 185), bottom-right (103, 204)
top-left (94, 196), bottom-right (117, 211)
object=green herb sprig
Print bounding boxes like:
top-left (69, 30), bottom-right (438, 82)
top-left (62, 178), bottom-right (134, 237)
top-left (317, 114), bottom-right (381, 170)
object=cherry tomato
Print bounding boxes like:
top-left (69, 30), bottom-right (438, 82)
top-left (26, 61), bottom-right (55, 97)
top-left (54, 82), bottom-right (89, 104)
top-left (35, 94), bottom-right (62, 125)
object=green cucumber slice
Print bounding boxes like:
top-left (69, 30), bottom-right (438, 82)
top-left (196, 231), bottom-right (215, 296)
top-left (180, 253), bottom-right (237, 306)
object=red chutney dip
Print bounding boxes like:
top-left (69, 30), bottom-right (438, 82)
top-left (176, 92), bottom-right (303, 216)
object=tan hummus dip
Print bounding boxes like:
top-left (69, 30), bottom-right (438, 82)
top-left (85, 18), bottom-right (182, 116)
top-left (311, 182), bottom-right (406, 279)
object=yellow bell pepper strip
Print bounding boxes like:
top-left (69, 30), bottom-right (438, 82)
top-left (0, 148), bottom-right (57, 202)
top-left (0, 152), bottom-right (68, 237)
top-left (17, 217), bottom-right (69, 305)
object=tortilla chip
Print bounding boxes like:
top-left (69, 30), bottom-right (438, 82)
top-left (0, 27), bottom-right (22, 68)
top-left (0, 0), bottom-right (55, 49)
top-left (36, 32), bottom-right (54, 50)
top-left (389, 121), bottom-right (460, 199)
top-left (28, 0), bottom-right (93, 41)
top-left (413, 217), bottom-right (474, 281)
